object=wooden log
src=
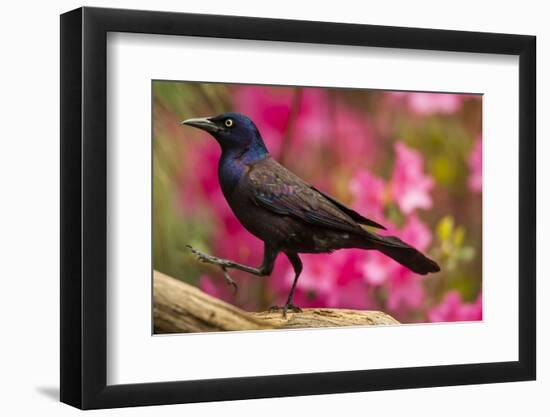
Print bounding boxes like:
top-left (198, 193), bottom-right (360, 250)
top-left (153, 270), bottom-right (399, 333)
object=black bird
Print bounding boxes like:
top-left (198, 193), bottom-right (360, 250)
top-left (182, 112), bottom-right (440, 315)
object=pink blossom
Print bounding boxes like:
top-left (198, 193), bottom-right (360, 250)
top-left (361, 252), bottom-right (398, 285)
top-left (391, 142), bottom-right (434, 214)
top-left (330, 107), bottom-right (375, 169)
top-left (386, 214), bottom-right (432, 310)
top-left (234, 86), bottom-right (375, 171)
top-left (399, 212), bottom-right (432, 251)
top-left (359, 219), bottom-right (401, 286)
top-left (233, 86), bottom-right (292, 156)
top-left (177, 138), bottom-right (224, 214)
top-left (350, 170), bottom-right (386, 221)
top-left (199, 275), bottom-right (234, 303)
top-left (270, 254), bottom-right (334, 308)
top-left (271, 249), bottom-right (369, 309)
top-left (389, 92), bottom-right (463, 115)
top-left (324, 279), bottom-right (375, 310)
top-left (408, 93), bottom-right (463, 114)
top-left (292, 89), bottom-right (330, 147)
top-left (234, 86), bottom-right (331, 156)
top-left (387, 272), bottom-right (425, 311)
top-left (468, 136), bottom-right (482, 193)
top-left (351, 170), bottom-right (433, 289)
top-left (361, 214), bottom-right (431, 288)
top-left (428, 291), bottom-right (483, 322)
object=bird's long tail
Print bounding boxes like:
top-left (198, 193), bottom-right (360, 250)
top-left (369, 234), bottom-right (440, 275)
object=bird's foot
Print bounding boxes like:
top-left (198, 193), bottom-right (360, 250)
top-left (268, 303), bottom-right (302, 318)
top-left (187, 245), bottom-right (229, 267)
top-left (186, 245), bottom-right (238, 294)
top-left (221, 267), bottom-right (238, 295)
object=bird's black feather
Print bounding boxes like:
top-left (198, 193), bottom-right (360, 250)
top-left (311, 186), bottom-right (386, 230)
top-left (249, 158), bottom-right (370, 235)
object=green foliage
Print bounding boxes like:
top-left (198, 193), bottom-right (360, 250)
top-left (435, 215), bottom-right (475, 271)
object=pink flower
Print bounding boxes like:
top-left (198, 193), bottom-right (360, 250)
top-left (387, 272), bottom-right (425, 311)
top-left (330, 107), bottom-right (376, 169)
top-left (359, 218), bottom-right (400, 286)
top-left (389, 92), bottom-right (463, 115)
top-left (360, 228), bottom-right (428, 317)
top-left (234, 86), bottom-right (375, 171)
top-left (271, 249), bottom-right (370, 309)
top-left (269, 253), bottom-right (333, 307)
top-left (292, 89), bottom-right (330, 147)
top-left (385, 214), bottom-right (432, 310)
top-left (234, 86), bottom-right (331, 157)
top-left (399, 212), bottom-right (432, 251)
top-left (177, 138), bottom-right (225, 215)
top-left (361, 252), bottom-right (399, 285)
top-left (391, 142), bottom-right (434, 214)
top-left (361, 213), bottom-right (431, 287)
top-left (408, 93), bottom-right (463, 115)
top-left (199, 275), bottom-right (234, 303)
top-left (233, 86), bottom-right (292, 156)
top-left (324, 279), bottom-right (375, 310)
top-left (350, 170), bottom-right (386, 222)
top-left (468, 136), bottom-right (482, 193)
top-left (428, 291), bottom-right (483, 322)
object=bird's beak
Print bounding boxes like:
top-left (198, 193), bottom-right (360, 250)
top-left (180, 117), bottom-right (221, 133)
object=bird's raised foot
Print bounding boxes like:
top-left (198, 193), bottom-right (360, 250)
top-left (186, 245), bottom-right (238, 294)
top-left (187, 245), bottom-right (228, 266)
top-left (268, 303), bottom-right (303, 318)
top-left (221, 268), bottom-right (238, 295)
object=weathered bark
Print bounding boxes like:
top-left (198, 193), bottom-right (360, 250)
top-left (154, 270), bottom-right (399, 333)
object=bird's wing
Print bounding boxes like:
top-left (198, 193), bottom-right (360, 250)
top-left (248, 158), bottom-right (385, 233)
top-left (310, 186), bottom-right (386, 230)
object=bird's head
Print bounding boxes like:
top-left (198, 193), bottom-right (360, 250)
top-left (181, 112), bottom-right (268, 158)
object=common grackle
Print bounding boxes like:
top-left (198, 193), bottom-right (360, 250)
top-left (182, 112), bottom-right (440, 316)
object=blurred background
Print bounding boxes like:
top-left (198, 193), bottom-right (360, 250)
top-left (153, 81), bottom-right (482, 324)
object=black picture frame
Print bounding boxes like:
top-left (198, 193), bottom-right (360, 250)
top-left (60, 6), bottom-right (536, 409)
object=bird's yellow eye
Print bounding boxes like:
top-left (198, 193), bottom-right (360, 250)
top-left (224, 119), bottom-right (234, 128)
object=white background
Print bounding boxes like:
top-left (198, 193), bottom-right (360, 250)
top-left (0, 0), bottom-right (546, 416)
top-left (108, 34), bottom-right (518, 384)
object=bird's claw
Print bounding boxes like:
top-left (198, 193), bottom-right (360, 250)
top-left (268, 303), bottom-right (302, 318)
top-left (222, 267), bottom-right (238, 295)
top-left (187, 245), bottom-right (219, 265)
top-left (186, 245), bottom-right (238, 294)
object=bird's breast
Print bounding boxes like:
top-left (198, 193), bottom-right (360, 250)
top-left (218, 157), bottom-right (247, 199)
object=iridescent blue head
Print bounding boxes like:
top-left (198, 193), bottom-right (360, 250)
top-left (181, 112), bottom-right (269, 161)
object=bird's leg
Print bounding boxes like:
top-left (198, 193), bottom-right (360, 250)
top-left (270, 253), bottom-right (303, 317)
top-left (220, 267), bottom-right (238, 294)
top-left (187, 244), bottom-right (278, 293)
top-left (283, 253), bottom-right (303, 316)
